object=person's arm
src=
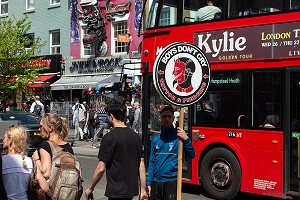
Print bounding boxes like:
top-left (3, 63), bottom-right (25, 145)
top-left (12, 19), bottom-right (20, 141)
top-left (35, 166), bottom-right (49, 192)
top-left (139, 158), bottom-right (148, 200)
top-left (86, 112), bottom-right (89, 126)
top-left (29, 102), bottom-right (35, 113)
top-left (177, 127), bottom-right (195, 159)
top-left (32, 148), bottom-right (52, 179)
top-left (71, 105), bottom-right (75, 115)
top-left (146, 138), bottom-right (156, 196)
top-left (81, 104), bottom-right (86, 112)
top-left (85, 160), bottom-right (106, 199)
top-left (41, 103), bottom-right (45, 115)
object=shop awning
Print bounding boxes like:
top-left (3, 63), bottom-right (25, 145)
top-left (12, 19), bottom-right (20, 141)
top-left (50, 75), bottom-right (109, 90)
top-left (98, 75), bottom-right (132, 87)
top-left (27, 74), bottom-right (56, 88)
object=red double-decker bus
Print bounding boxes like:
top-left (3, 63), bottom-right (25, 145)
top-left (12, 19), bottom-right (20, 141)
top-left (140, 0), bottom-right (300, 199)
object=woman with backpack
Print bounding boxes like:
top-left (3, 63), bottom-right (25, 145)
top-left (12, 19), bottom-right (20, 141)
top-left (32, 113), bottom-right (74, 198)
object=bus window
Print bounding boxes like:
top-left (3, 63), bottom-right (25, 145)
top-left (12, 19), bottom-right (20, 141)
top-left (229, 0), bottom-right (282, 18)
top-left (158, 0), bottom-right (178, 27)
top-left (252, 71), bottom-right (282, 129)
top-left (183, 0), bottom-right (200, 23)
top-left (146, 0), bottom-right (159, 28)
top-left (190, 0), bottom-right (223, 22)
top-left (193, 70), bottom-right (248, 127)
top-left (290, 0), bottom-right (300, 10)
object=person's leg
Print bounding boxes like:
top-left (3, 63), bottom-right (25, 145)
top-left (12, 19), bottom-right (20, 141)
top-left (74, 121), bottom-right (79, 139)
top-left (150, 181), bottom-right (163, 200)
top-left (79, 122), bottom-right (84, 140)
top-left (92, 127), bottom-right (99, 147)
top-left (92, 125), bottom-right (104, 147)
top-left (88, 124), bottom-right (94, 141)
top-left (163, 181), bottom-right (176, 200)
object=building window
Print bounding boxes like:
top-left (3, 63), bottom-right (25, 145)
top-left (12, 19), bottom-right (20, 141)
top-left (50, 0), bottom-right (60, 5)
top-left (82, 26), bottom-right (95, 56)
top-left (0, 0), bottom-right (8, 15)
top-left (50, 30), bottom-right (60, 54)
top-left (112, 21), bottom-right (128, 54)
top-left (26, 0), bottom-right (34, 10)
top-left (24, 33), bottom-right (34, 51)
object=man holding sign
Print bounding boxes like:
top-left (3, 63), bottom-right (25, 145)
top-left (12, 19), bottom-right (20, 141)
top-left (146, 105), bottom-right (195, 200)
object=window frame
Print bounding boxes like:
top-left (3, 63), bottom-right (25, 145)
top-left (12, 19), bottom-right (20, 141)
top-left (50, 0), bottom-right (60, 6)
top-left (111, 14), bottom-right (129, 55)
top-left (26, 0), bottom-right (35, 11)
top-left (0, 0), bottom-right (8, 16)
top-left (81, 25), bottom-right (95, 57)
top-left (49, 30), bottom-right (60, 55)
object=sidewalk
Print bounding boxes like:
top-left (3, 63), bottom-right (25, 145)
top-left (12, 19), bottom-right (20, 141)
top-left (68, 128), bottom-right (100, 156)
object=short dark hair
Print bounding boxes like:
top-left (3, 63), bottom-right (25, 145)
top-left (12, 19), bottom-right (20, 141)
top-left (124, 100), bottom-right (131, 106)
top-left (74, 97), bottom-right (79, 102)
top-left (208, 0), bottom-right (216, 4)
top-left (105, 99), bottom-right (126, 122)
top-left (160, 105), bottom-right (174, 114)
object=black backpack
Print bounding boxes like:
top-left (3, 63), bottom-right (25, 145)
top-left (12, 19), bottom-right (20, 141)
top-left (34, 103), bottom-right (42, 117)
top-left (128, 108), bottom-right (134, 126)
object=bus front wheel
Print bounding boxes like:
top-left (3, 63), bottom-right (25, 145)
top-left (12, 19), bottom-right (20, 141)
top-left (200, 148), bottom-right (241, 200)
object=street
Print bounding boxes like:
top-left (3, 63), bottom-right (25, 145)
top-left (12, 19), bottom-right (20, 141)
top-left (72, 140), bottom-right (284, 200)
top-left (73, 140), bottom-right (213, 200)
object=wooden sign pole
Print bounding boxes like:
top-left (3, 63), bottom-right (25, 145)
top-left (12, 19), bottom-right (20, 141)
top-left (177, 107), bottom-right (185, 200)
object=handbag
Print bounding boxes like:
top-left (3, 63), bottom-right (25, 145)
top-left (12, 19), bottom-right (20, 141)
top-left (83, 124), bottom-right (88, 134)
top-left (28, 161), bottom-right (46, 200)
top-left (78, 105), bottom-right (86, 122)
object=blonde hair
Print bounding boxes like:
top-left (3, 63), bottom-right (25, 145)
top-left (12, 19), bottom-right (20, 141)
top-left (40, 113), bottom-right (69, 141)
top-left (5, 126), bottom-right (27, 168)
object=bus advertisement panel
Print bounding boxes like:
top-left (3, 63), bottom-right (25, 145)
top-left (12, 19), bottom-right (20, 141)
top-left (141, 0), bottom-right (300, 199)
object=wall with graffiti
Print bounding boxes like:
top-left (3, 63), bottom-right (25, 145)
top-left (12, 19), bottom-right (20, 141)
top-left (70, 0), bottom-right (143, 59)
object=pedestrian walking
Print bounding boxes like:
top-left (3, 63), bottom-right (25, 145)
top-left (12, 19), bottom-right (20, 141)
top-left (92, 101), bottom-right (107, 148)
top-left (146, 105), bottom-right (196, 200)
top-left (32, 113), bottom-right (74, 179)
top-left (124, 100), bottom-right (134, 128)
top-left (85, 103), bottom-right (96, 142)
top-left (30, 95), bottom-right (45, 120)
top-left (31, 113), bottom-right (83, 200)
top-left (85, 99), bottom-right (148, 200)
top-left (72, 97), bottom-right (86, 141)
top-left (132, 102), bottom-right (142, 138)
top-left (2, 126), bottom-right (33, 199)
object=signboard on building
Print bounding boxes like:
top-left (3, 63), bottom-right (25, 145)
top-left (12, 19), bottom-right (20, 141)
top-left (64, 56), bottom-right (127, 75)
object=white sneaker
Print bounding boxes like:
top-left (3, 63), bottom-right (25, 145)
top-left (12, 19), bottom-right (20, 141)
top-left (92, 145), bottom-right (97, 148)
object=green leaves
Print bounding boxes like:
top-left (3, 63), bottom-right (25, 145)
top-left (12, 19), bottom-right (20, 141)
top-left (0, 16), bottom-right (46, 100)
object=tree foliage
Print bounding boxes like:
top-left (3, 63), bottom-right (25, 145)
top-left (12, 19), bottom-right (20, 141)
top-left (0, 16), bottom-right (46, 100)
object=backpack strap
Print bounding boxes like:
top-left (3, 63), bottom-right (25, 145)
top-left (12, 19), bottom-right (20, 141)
top-left (47, 141), bottom-right (64, 159)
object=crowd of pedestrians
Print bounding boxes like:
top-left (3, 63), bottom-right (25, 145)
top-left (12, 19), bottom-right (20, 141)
top-left (0, 96), bottom-right (195, 200)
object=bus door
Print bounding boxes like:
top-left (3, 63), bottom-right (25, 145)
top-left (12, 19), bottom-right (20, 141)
top-left (286, 68), bottom-right (300, 195)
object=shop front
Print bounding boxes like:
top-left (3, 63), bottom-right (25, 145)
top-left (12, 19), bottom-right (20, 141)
top-left (50, 56), bottom-right (140, 109)
top-left (22, 54), bottom-right (62, 111)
